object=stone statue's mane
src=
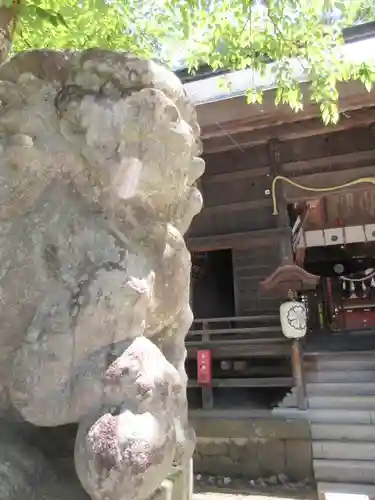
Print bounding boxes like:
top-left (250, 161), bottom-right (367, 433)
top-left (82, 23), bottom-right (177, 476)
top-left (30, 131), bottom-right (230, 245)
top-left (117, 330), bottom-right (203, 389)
top-left (0, 49), bottom-right (197, 120)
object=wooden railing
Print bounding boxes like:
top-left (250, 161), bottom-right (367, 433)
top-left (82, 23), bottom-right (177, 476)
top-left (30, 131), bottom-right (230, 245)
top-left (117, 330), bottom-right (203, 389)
top-left (186, 315), bottom-right (289, 356)
top-left (186, 315), bottom-right (297, 409)
top-left (189, 314), bottom-right (280, 332)
top-left (186, 315), bottom-right (307, 410)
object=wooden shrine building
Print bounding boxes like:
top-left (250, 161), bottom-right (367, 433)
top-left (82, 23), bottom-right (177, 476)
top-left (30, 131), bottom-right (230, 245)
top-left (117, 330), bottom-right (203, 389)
top-left (180, 26), bottom-right (375, 496)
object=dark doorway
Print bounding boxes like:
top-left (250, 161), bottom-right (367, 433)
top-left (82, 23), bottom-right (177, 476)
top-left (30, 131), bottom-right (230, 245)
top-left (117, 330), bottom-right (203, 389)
top-left (191, 249), bottom-right (235, 319)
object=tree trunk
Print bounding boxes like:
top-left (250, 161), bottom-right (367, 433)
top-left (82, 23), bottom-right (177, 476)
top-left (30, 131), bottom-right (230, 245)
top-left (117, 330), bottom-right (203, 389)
top-left (0, 0), bottom-right (20, 64)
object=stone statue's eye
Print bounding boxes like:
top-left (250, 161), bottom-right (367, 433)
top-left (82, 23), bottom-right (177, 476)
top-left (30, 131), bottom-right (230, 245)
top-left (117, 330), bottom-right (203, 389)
top-left (164, 104), bottom-right (179, 123)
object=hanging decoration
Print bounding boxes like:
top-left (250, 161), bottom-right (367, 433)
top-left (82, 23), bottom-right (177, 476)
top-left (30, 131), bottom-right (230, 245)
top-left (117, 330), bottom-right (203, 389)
top-left (339, 268), bottom-right (375, 297)
top-left (270, 175), bottom-right (375, 215)
top-left (349, 280), bottom-right (357, 299)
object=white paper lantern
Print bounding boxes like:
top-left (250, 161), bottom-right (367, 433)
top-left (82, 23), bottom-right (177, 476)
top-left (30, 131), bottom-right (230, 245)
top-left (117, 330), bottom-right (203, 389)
top-left (280, 300), bottom-right (307, 339)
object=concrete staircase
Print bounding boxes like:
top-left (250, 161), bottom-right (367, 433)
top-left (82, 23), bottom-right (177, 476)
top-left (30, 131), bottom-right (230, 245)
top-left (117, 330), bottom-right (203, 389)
top-left (306, 351), bottom-right (375, 498)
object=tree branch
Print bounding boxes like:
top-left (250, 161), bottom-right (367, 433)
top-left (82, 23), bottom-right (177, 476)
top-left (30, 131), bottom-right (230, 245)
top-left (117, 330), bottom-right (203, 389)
top-left (0, 0), bottom-right (21, 64)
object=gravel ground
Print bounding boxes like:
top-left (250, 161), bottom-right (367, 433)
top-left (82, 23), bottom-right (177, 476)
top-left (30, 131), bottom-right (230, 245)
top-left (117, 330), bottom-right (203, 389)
top-left (194, 474), bottom-right (315, 499)
top-left (193, 494), bottom-right (311, 500)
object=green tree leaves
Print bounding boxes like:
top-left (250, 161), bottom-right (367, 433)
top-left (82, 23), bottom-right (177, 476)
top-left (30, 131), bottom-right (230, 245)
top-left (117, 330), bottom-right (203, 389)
top-left (13, 0), bottom-right (164, 58)
top-left (3, 0), bottom-right (375, 124)
top-left (165, 0), bottom-right (375, 123)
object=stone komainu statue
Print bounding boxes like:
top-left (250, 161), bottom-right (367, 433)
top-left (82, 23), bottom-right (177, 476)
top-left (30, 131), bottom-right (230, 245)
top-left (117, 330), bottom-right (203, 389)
top-left (0, 49), bottom-right (204, 500)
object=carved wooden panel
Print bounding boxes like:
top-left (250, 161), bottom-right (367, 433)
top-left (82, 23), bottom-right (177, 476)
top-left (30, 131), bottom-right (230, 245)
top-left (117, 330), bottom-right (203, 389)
top-left (325, 189), bottom-right (375, 226)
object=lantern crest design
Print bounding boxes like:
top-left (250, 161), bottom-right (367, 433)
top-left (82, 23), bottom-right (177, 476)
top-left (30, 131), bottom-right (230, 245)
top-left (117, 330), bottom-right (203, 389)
top-left (280, 300), bottom-right (307, 339)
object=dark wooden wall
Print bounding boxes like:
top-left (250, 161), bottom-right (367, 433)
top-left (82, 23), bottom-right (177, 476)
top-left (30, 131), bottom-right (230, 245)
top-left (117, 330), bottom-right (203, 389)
top-left (232, 247), bottom-right (281, 315)
top-left (187, 122), bottom-right (375, 319)
top-left (190, 146), bottom-right (275, 238)
top-left (279, 125), bottom-right (375, 200)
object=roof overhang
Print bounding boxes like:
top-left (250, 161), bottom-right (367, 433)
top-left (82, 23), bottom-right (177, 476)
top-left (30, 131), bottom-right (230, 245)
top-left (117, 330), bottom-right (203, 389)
top-left (197, 80), bottom-right (375, 138)
top-left (196, 81), bottom-right (375, 153)
top-left (260, 264), bottom-right (320, 297)
top-left (182, 34), bottom-right (375, 152)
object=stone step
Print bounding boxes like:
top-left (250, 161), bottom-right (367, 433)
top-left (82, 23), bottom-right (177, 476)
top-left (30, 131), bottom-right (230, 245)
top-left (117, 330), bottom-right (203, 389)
top-left (305, 369), bottom-right (375, 384)
top-left (317, 481), bottom-right (375, 495)
top-left (314, 459), bottom-right (375, 484)
top-left (308, 408), bottom-right (375, 424)
top-left (313, 441), bottom-right (375, 460)
top-left (305, 360), bottom-right (375, 372)
top-left (311, 423), bottom-right (375, 441)
top-left (308, 395), bottom-right (375, 409)
top-left (307, 382), bottom-right (375, 395)
top-left (304, 355), bottom-right (375, 372)
top-left (305, 351), bottom-right (375, 361)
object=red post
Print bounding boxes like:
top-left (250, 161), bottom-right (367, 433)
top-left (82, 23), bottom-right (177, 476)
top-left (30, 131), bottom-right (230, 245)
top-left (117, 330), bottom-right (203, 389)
top-left (197, 349), bottom-right (212, 385)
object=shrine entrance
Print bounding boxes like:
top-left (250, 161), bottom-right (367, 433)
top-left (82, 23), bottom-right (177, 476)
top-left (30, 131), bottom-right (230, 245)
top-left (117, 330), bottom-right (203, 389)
top-left (287, 188), bottom-right (375, 350)
top-left (191, 249), bottom-right (235, 320)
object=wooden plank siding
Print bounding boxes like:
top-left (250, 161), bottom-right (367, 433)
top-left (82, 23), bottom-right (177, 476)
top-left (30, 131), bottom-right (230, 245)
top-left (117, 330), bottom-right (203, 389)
top-left (188, 143), bottom-right (275, 239)
top-left (232, 247), bottom-right (282, 315)
top-left (189, 123), bottom-right (375, 242)
top-left (187, 120), bottom-right (375, 322)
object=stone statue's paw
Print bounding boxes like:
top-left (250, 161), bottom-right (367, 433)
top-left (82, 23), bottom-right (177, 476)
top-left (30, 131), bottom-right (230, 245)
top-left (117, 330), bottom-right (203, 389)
top-left (103, 336), bottom-right (183, 409)
top-left (75, 410), bottom-right (176, 500)
top-left (75, 336), bottom-right (183, 500)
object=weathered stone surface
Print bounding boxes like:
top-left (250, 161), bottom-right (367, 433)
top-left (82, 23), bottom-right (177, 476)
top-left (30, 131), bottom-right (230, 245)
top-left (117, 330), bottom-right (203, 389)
top-left (0, 421), bottom-right (89, 500)
top-left (193, 418), bottom-right (314, 482)
top-left (0, 49), bottom-right (203, 500)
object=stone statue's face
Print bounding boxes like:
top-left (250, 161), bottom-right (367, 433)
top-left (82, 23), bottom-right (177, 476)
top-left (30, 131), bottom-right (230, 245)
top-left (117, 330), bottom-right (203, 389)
top-left (75, 87), bottom-right (204, 221)
top-left (0, 51), bottom-right (205, 228)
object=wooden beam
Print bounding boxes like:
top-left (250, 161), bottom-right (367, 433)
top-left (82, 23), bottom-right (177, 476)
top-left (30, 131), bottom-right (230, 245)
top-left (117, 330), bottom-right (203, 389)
top-left (202, 106), bottom-right (375, 154)
top-left (187, 344), bottom-right (291, 358)
top-left (188, 325), bottom-right (281, 336)
top-left (187, 227), bottom-right (291, 252)
top-left (188, 377), bottom-right (293, 388)
top-left (283, 148), bottom-right (375, 176)
top-left (205, 166), bottom-right (269, 182)
top-left (268, 139), bottom-right (293, 266)
top-left (193, 365), bottom-right (290, 378)
top-left (291, 339), bottom-right (307, 410)
top-left (198, 80), bottom-right (375, 135)
top-left (186, 337), bottom-right (287, 347)
top-left (283, 164), bottom-right (375, 202)
top-left (202, 198), bottom-right (272, 215)
top-left (192, 314), bottom-right (279, 324)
